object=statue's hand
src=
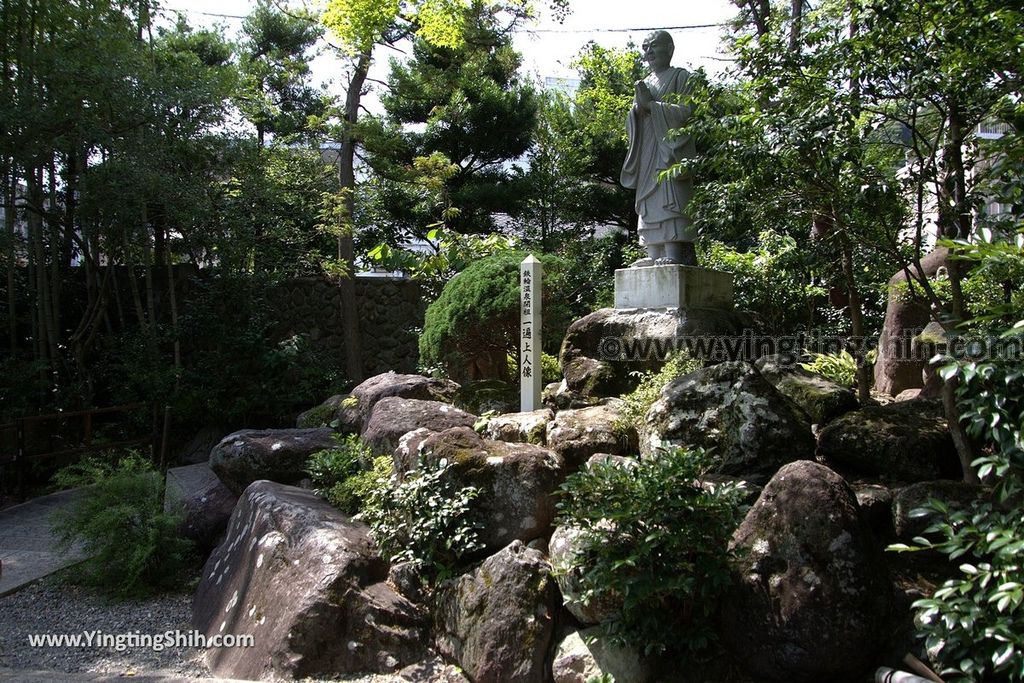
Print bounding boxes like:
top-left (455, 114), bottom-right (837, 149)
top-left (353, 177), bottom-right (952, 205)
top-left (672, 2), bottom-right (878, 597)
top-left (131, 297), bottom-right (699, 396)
top-left (634, 80), bottom-right (652, 113)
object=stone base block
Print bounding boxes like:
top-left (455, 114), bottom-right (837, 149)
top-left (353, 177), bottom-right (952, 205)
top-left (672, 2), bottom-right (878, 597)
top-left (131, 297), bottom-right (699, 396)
top-left (614, 265), bottom-right (733, 310)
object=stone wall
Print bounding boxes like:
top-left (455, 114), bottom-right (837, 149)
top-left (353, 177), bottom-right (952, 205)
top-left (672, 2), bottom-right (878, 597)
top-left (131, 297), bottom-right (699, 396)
top-left (269, 276), bottom-right (424, 377)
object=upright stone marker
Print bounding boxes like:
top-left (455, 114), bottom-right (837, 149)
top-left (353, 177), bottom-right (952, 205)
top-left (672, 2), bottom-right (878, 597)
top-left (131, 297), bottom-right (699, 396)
top-left (520, 255), bottom-right (543, 412)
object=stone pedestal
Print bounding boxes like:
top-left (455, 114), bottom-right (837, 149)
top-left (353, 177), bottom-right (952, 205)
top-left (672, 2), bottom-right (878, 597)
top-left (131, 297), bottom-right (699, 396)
top-left (614, 265), bottom-right (733, 310)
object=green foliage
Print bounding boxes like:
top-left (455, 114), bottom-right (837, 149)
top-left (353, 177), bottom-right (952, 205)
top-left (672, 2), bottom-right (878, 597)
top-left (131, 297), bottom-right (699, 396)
top-left (616, 352), bottom-right (701, 433)
top-left (701, 231), bottom-right (824, 334)
top-left (296, 402), bottom-right (338, 429)
top-left (236, 0), bottom-right (326, 145)
top-left (338, 456), bottom-right (394, 515)
top-left (555, 447), bottom-right (746, 656)
top-left (890, 334), bottom-right (1024, 681)
top-left (801, 349), bottom-right (859, 388)
top-left (361, 1), bottom-right (539, 237)
top-left (541, 352), bottom-right (561, 384)
top-left (360, 458), bottom-right (484, 581)
top-left (419, 251), bottom-right (573, 381)
top-left (889, 223), bottom-right (1024, 678)
top-left (51, 453), bottom-right (194, 597)
top-left (365, 225), bottom-right (519, 299)
top-left (305, 434), bottom-right (374, 514)
top-left (101, 275), bottom-right (346, 431)
top-left (547, 230), bottom-right (645, 320)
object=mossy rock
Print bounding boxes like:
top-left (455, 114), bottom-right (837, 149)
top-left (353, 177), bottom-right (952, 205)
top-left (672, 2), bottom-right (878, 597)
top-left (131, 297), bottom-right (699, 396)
top-left (453, 380), bottom-right (519, 415)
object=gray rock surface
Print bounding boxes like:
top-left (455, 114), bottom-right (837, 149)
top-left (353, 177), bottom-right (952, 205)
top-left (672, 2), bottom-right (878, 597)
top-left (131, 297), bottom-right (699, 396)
top-left (434, 541), bottom-right (559, 683)
top-left (552, 627), bottom-right (651, 683)
top-left (164, 464), bottom-right (238, 555)
top-left (208, 428), bottom-right (336, 494)
top-left (892, 480), bottom-right (987, 543)
top-left (401, 427), bottom-right (565, 551)
top-left (546, 400), bottom-right (637, 471)
top-left (295, 393), bottom-right (347, 428)
top-left (193, 481), bottom-right (426, 680)
top-left (816, 399), bottom-right (961, 482)
top-left (873, 248), bottom-right (948, 396)
top-left (337, 372), bottom-right (461, 434)
top-left (640, 361), bottom-right (815, 475)
top-left (755, 354), bottom-right (859, 425)
top-left (361, 397), bottom-right (475, 456)
top-left (560, 307), bottom-right (752, 399)
top-left (721, 461), bottom-right (891, 682)
top-left (543, 380), bottom-right (599, 411)
top-left (854, 483), bottom-right (895, 540)
top-left (485, 409), bottom-right (553, 445)
top-left (549, 524), bottom-right (619, 625)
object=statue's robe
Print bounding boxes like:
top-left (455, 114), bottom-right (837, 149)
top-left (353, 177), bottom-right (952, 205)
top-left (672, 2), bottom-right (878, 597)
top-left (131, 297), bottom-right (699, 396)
top-left (620, 67), bottom-right (696, 245)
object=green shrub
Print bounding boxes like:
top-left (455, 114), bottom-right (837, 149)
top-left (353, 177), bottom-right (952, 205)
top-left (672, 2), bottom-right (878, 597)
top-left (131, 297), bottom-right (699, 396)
top-left (295, 402), bottom-right (338, 429)
top-left (419, 251), bottom-right (573, 382)
top-left (889, 323), bottom-right (1024, 681)
top-left (101, 274), bottom-right (347, 432)
top-left (306, 435), bottom-right (375, 514)
top-left (800, 349), bottom-right (859, 387)
top-left (700, 231), bottom-right (824, 334)
top-left (615, 352), bottom-right (701, 433)
top-left (51, 452), bottom-right (194, 597)
top-left (541, 352), bottom-right (561, 384)
top-left (555, 446), bottom-right (746, 655)
top-left (328, 455), bottom-right (392, 517)
top-left (360, 458), bottom-right (484, 582)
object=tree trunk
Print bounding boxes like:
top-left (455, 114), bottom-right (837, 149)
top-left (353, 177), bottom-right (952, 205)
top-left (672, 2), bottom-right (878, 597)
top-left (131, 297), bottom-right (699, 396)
top-left (337, 49), bottom-right (372, 385)
top-left (29, 168), bottom-right (57, 367)
top-left (140, 205), bottom-right (157, 348)
top-left (5, 172), bottom-right (16, 355)
top-left (942, 375), bottom-right (980, 484)
top-left (46, 158), bottom-right (61, 357)
top-left (943, 98), bottom-right (970, 323)
top-left (839, 231), bottom-right (870, 404)
top-left (789, 0), bottom-right (804, 51)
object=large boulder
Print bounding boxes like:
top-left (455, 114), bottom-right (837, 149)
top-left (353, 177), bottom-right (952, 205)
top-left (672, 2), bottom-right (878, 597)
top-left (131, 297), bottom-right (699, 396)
top-left (560, 307), bottom-right (753, 399)
top-left (720, 461), bottom-right (891, 682)
top-left (549, 524), bottom-right (619, 625)
top-left (874, 248), bottom-right (948, 396)
top-left (640, 361), bottom-right (815, 475)
top-left (176, 425), bottom-right (234, 465)
top-left (361, 397), bottom-right (476, 456)
top-left (485, 408), bottom-right (553, 445)
top-left (546, 400), bottom-right (637, 470)
top-left (434, 541), bottom-right (560, 683)
top-left (552, 627), bottom-right (651, 683)
top-left (397, 426), bottom-right (565, 551)
top-left (209, 428), bottom-right (336, 495)
top-left (164, 463), bottom-right (238, 555)
top-left (296, 393), bottom-right (347, 428)
top-left (816, 399), bottom-right (961, 482)
top-left (892, 480), bottom-right (987, 543)
top-left (754, 355), bottom-right (859, 425)
top-left (334, 372), bottom-right (461, 434)
top-left (193, 481), bottom-right (427, 680)
top-left (452, 379), bottom-right (519, 415)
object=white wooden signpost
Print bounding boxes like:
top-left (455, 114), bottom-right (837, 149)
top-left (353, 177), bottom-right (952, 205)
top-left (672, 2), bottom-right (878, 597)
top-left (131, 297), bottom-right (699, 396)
top-left (520, 254), bottom-right (542, 412)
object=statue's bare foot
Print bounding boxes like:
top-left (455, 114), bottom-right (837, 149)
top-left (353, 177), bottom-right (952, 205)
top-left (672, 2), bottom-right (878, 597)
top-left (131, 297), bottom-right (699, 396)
top-left (630, 257), bottom-right (656, 267)
top-left (654, 257), bottom-right (679, 265)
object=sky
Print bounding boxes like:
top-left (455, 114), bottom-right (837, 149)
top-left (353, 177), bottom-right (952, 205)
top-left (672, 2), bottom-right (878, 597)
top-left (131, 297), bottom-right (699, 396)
top-left (155, 0), bottom-right (741, 102)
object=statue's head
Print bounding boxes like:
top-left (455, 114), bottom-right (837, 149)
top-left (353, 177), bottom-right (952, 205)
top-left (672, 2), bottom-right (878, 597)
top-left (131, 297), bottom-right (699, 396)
top-left (642, 30), bottom-right (674, 72)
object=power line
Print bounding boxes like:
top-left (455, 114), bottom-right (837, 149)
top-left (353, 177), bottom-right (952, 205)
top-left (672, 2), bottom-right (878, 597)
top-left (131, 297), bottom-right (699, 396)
top-left (158, 5), bottom-right (726, 32)
top-left (531, 23), bottom-right (726, 33)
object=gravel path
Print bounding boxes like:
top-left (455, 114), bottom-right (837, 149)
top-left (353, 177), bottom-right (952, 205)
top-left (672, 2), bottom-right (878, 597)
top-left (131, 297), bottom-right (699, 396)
top-left (0, 573), bottom-right (444, 682)
top-left (0, 576), bottom-right (206, 678)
